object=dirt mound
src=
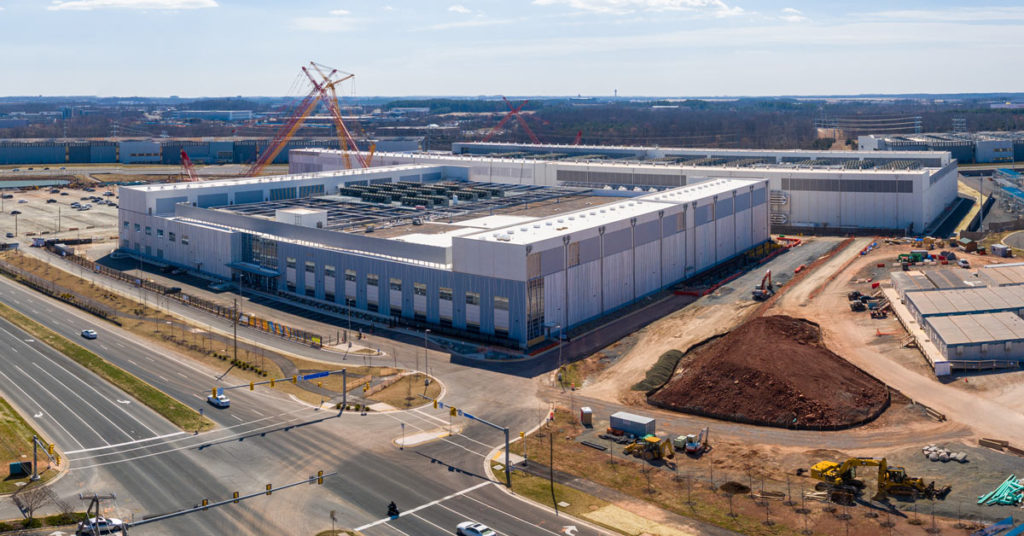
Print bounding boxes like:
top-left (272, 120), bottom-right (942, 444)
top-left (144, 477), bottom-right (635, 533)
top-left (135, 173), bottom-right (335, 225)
top-left (649, 315), bottom-right (888, 429)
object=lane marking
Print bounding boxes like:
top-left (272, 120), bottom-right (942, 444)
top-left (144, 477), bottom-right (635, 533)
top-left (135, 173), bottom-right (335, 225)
top-left (0, 367), bottom-right (85, 450)
top-left (408, 514), bottom-right (451, 534)
top-left (354, 482), bottom-right (490, 532)
top-left (231, 414), bottom-right (244, 422)
top-left (26, 363), bottom-right (135, 442)
top-left (444, 497), bottom-right (565, 536)
top-left (64, 431), bottom-right (187, 455)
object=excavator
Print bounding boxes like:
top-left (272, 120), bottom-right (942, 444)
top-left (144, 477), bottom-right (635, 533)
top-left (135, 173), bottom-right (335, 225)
top-left (672, 427), bottom-right (710, 457)
top-left (810, 457), bottom-right (951, 501)
top-left (752, 269), bottom-right (774, 301)
top-left (624, 435), bottom-right (674, 461)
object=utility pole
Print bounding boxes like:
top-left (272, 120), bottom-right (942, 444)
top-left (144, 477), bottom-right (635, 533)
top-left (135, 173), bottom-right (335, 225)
top-left (423, 329), bottom-right (431, 385)
top-left (233, 298), bottom-right (238, 363)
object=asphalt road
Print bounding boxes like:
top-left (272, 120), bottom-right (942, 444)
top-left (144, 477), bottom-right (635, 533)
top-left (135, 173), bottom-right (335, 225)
top-left (0, 273), bottom-right (604, 535)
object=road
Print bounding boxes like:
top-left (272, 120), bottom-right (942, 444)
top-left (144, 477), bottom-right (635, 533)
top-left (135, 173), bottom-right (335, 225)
top-left (0, 273), bottom-right (604, 535)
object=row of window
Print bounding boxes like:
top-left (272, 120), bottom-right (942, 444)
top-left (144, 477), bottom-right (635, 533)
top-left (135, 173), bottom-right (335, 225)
top-left (125, 221), bottom-right (188, 244)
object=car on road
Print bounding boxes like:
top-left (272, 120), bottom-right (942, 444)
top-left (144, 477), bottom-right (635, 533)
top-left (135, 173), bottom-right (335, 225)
top-left (5, 232), bottom-right (13, 238)
top-left (10, 210), bottom-right (20, 215)
top-left (958, 259), bottom-right (971, 268)
top-left (70, 202), bottom-right (80, 208)
top-left (1, 194), bottom-right (12, 199)
top-left (60, 192), bottom-right (69, 196)
top-left (75, 515), bottom-right (123, 535)
top-left (47, 198), bottom-right (57, 203)
top-left (456, 522), bottom-right (497, 536)
top-left (81, 329), bottom-right (98, 339)
top-left (17, 199), bottom-right (26, 204)
top-left (207, 394), bottom-right (230, 408)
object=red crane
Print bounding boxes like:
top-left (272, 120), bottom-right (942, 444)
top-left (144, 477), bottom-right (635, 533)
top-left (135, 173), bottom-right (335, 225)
top-left (573, 130), bottom-right (582, 145)
top-left (180, 149), bottom-right (199, 182)
top-left (482, 97), bottom-right (542, 144)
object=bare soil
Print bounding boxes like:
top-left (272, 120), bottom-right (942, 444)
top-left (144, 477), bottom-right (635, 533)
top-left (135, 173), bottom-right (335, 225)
top-left (649, 316), bottom-right (889, 428)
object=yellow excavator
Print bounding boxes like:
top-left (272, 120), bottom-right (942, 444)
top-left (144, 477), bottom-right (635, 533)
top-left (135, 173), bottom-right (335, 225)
top-left (810, 457), bottom-right (951, 501)
top-left (624, 435), bottom-right (674, 461)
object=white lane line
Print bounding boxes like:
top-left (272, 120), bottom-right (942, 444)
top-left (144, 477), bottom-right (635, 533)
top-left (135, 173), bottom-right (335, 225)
top-left (27, 363), bottom-right (137, 442)
top-left (30, 357), bottom-right (162, 437)
top-left (408, 514), bottom-right (451, 534)
top-left (440, 498), bottom-right (564, 536)
top-left (0, 367), bottom-right (85, 451)
top-left (354, 482), bottom-right (490, 532)
top-left (384, 413), bottom-right (492, 458)
top-left (126, 359), bottom-right (137, 366)
top-left (231, 414), bottom-right (244, 422)
top-left (177, 372), bottom-right (189, 379)
top-left (64, 431), bottom-right (187, 455)
top-left (380, 524), bottom-right (413, 536)
top-left (156, 375), bottom-right (169, 383)
top-left (10, 364), bottom-right (108, 446)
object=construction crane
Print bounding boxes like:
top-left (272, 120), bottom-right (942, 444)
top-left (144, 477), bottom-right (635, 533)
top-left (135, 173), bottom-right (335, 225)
top-left (307, 62), bottom-right (367, 170)
top-left (482, 97), bottom-right (542, 144)
top-left (180, 149), bottom-right (199, 182)
top-left (245, 81), bottom-right (322, 176)
top-left (752, 269), bottom-right (774, 301)
top-left (573, 130), bottom-right (582, 145)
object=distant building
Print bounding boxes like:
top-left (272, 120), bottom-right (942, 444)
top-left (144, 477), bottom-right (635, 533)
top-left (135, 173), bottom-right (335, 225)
top-left (171, 110), bottom-right (253, 122)
top-left (860, 132), bottom-right (1024, 164)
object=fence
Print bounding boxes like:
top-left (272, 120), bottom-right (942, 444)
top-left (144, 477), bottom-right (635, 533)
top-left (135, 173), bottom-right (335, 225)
top-left (0, 255), bottom-right (121, 324)
top-left (46, 247), bottom-right (323, 347)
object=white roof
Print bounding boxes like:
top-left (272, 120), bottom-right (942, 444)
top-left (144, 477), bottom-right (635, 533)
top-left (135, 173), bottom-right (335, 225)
top-left (123, 163), bottom-right (437, 192)
top-left (457, 215), bottom-right (537, 229)
top-left (927, 312), bottom-right (1024, 346)
top-left (393, 227), bottom-right (481, 248)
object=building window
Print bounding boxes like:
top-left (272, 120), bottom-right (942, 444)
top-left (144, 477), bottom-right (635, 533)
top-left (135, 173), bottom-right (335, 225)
top-left (181, 235), bottom-right (190, 245)
top-left (145, 226), bottom-right (152, 236)
top-left (157, 229), bottom-right (164, 238)
top-left (306, 287), bottom-right (315, 297)
top-left (286, 257), bottom-right (296, 269)
top-left (123, 221), bottom-right (129, 229)
top-left (344, 269), bottom-right (356, 282)
top-left (156, 249), bottom-right (163, 258)
top-left (494, 296), bottom-right (509, 310)
top-left (440, 287), bottom-right (453, 301)
top-left (567, 242), bottom-right (580, 267)
top-left (527, 278), bottom-right (545, 340)
top-left (389, 278), bottom-right (402, 291)
top-left (134, 223), bottom-right (141, 232)
top-left (414, 283), bottom-right (426, 296)
top-left (466, 292), bottom-right (480, 306)
top-left (305, 261), bottom-right (315, 273)
top-left (168, 232), bottom-right (176, 242)
top-left (122, 239), bottom-right (129, 248)
top-left (367, 274), bottom-right (379, 286)
top-left (325, 265), bottom-right (336, 278)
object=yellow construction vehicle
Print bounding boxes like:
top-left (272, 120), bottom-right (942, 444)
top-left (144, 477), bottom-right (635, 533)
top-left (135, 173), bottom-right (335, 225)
top-left (623, 435), bottom-right (674, 461)
top-left (810, 457), bottom-right (951, 501)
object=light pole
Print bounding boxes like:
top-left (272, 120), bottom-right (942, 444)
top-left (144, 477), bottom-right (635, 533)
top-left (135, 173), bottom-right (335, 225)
top-left (423, 329), bottom-right (431, 385)
top-left (13, 213), bottom-right (17, 237)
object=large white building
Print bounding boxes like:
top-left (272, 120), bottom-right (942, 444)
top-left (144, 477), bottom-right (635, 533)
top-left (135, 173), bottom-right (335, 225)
top-left (291, 142), bottom-right (958, 234)
top-left (118, 164), bottom-right (768, 348)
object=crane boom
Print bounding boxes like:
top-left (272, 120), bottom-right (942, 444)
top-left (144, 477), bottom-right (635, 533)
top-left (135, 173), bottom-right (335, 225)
top-left (504, 96), bottom-right (542, 144)
top-left (246, 87), bottom-right (320, 176)
top-left (180, 150), bottom-right (199, 182)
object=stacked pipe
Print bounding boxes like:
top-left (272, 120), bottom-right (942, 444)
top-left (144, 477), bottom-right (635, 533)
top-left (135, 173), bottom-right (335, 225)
top-left (977, 475), bottom-right (1023, 506)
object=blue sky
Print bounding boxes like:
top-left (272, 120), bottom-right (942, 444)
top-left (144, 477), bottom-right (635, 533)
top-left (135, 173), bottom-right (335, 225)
top-left (1, 0), bottom-right (1022, 97)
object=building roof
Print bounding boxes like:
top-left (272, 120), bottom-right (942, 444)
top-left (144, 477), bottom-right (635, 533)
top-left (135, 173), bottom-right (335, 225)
top-left (907, 286), bottom-right (1024, 317)
top-left (978, 264), bottom-right (1024, 287)
top-left (891, 271), bottom-right (936, 294)
top-left (927, 312), bottom-right (1024, 346)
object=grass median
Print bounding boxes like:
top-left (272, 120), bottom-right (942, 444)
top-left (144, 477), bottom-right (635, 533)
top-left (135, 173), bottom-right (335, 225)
top-left (0, 301), bottom-right (213, 433)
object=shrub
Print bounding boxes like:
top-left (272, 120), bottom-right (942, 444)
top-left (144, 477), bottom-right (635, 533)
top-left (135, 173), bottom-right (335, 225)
top-left (632, 349), bottom-right (684, 392)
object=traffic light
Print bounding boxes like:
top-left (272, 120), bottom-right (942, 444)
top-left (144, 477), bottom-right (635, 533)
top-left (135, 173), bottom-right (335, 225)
top-left (362, 383), bottom-right (369, 393)
top-left (450, 407), bottom-right (457, 417)
top-left (249, 381), bottom-right (254, 391)
top-left (520, 432), bottom-right (524, 440)
top-left (292, 375), bottom-right (297, 384)
top-left (317, 470), bottom-right (324, 485)
top-left (232, 491), bottom-right (239, 504)
top-left (211, 387), bottom-right (217, 397)
top-left (201, 498), bottom-right (208, 510)
top-left (266, 484), bottom-right (272, 496)
top-left (47, 443), bottom-right (54, 455)
top-left (433, 399), bottom-right (438, 409)
top-left (270, 378), bottom-right (275, 388)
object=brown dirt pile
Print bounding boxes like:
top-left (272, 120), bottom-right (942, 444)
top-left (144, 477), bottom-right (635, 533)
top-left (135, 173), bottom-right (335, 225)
top-left (649, 315), bottom-right (888, 428)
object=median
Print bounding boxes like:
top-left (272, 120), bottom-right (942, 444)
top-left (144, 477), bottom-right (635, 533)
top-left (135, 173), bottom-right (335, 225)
top-left (0, 302), bottom-right (213, 432)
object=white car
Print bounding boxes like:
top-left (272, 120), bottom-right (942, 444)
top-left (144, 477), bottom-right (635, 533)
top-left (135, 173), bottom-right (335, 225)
top-left (81, 329), bottom-right (98, 339)
top-left (207, 394), bottom-right (230, 408)
top-left (456, 521), bottom-right (496, 536)
top-left (76, 516), bottom-right (124, 535)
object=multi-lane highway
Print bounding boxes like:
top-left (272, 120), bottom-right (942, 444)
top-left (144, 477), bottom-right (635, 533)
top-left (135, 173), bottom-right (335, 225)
top-left (0, 272), bottom-right (606, 535)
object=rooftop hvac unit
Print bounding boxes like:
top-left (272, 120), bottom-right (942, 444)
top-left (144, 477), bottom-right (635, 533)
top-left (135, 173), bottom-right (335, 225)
top-left (770, 213), bottom-right (788, 224)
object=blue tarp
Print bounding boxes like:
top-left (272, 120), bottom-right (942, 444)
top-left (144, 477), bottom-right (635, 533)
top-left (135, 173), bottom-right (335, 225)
top-left (1004, 186), bottom-right (1024, 203)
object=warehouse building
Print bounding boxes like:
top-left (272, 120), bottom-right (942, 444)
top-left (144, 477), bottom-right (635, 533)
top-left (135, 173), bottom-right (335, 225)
top-left (904, 286), bottom-right (1024, 324)
top-left (923, 312), bottom-right (1024, 368)
top-left (118, 165), bottom-right (768, 348)
top-left (890, 269), bottom-right (986, 301)
top-left (860, 132), bottom-right (1024, 164)
top-left (977, 264), bottom-right (1024, 287)
top-left (291, 142), bottom-right (957, 234)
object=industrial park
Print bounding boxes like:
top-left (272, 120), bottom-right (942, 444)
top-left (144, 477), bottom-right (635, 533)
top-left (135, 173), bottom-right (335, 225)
top-left (1, 3), bottom-right (1024, 535)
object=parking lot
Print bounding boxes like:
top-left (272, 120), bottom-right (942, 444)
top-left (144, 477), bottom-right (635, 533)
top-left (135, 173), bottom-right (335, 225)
top-left (0, 183), bottom-right (119, 241)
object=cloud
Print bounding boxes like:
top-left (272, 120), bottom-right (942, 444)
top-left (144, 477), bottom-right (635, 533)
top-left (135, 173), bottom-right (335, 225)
top-left (448, 4), bottom-right (471, 14)
top-left (291, 16), bottom-right (356, 33)
top-left (329, 8), bottom-right (349, 16)
top-left (47, 0), bottom-right (216, 10)
top-left (531, 0), bottom-right (743, 17)
top-left (382, 5), bottom-right (394, 10)
top-left (863, 7), bottom-right (1024, 23)
top-left (779, 7), bottom-right (806, 23)
top-left (427, 17), bottom-right (517, 30)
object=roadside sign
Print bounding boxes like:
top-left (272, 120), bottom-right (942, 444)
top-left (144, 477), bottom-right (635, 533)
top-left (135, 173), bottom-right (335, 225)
top-left (302, 371), bottom-right (329, 381)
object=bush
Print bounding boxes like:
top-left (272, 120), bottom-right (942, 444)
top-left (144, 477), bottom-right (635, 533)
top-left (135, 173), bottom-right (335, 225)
top-left (632, 349), bottom-right (684, 392)
top-left (44, 512), bottom-right (87, 525)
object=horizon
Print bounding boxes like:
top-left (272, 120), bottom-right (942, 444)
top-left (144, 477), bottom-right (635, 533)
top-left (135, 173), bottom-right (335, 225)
top-left (1, 0), bottom-right (1023, 97)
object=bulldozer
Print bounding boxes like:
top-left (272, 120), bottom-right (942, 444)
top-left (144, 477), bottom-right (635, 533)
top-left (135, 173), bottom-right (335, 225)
top-left (752, 269), bottom-right (774, 301)
top-left (810, 457), bottom-right (951, 501)
top-left (672, 427), bottom-right (710, 457)
top-left (624, 435), bottom-right (674, 461)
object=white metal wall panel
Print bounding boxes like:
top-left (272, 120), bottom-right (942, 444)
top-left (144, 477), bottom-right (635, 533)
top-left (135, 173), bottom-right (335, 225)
top-left (494, 309), bottom-right (509, 331)
top-left (694, 223), bottom-right (714, 272)
top-left (715, 213), bottom-right (735, 262)
top-left (286, 267), bottom-right (296, 286)
top-left (662, 231), bottom-right (687, 284)
top-left (568, 261), bottom-right (601, 325)
top-left (345, 281), bottom-right (356, 299)
top-left (543, 272), bottom-right (565, 328)
top-left (466, 304), bottom-right (480, 325)
top-left (325, 275), bottom-right (336, 297)
top-left (635, 242), bottom-right (661, 296)
top-left (602, 250), bottom-right (633, 310)
top-left (305, 270), bottom-right (315, 292)
top-left (439, 299), bottom-right (453, 319)
top-left (367, 284), bottom-right (380, 304)
top-left (414, 294), bottom-right (427, 314)
top-left (734, 209), bottom-right (752, 251)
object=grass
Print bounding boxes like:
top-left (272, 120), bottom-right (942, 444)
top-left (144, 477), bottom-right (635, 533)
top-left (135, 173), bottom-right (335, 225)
top-left (0, 397), bottom-right (59, 494)
top-left (367, 373), bottom-right (441, 409)
top-left (0, 301), bottom-right (213, 432)
top-left (491, 464), bottom-right (625, 535)
top-left (0, 512), bottom-right (88, 531)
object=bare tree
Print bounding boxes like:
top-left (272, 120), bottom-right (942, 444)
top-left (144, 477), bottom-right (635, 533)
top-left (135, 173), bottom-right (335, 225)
top-left (18, 485), bottom-right (51, 519)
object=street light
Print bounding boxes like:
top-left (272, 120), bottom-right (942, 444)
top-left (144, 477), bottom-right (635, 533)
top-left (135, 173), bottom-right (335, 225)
top-left (423, 329), bottom-right (431, 386)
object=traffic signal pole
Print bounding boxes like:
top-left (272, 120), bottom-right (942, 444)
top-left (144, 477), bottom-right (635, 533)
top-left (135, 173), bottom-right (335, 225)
top-left (421, 395), bottom-right (511, 488)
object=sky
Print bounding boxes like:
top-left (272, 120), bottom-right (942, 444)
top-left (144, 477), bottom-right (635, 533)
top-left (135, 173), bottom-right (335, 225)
top-left (1, 0), bottom-right (1023, 97)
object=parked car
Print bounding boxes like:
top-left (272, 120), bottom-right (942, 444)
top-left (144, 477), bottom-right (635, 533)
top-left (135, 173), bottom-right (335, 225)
top-left (5, 232), bottom-right (13, 238)
top-left (60, 192), bottom-right (69, 196)
top-left (1, 194), bottom-right (12, 199)
top-left (10, 210), bottom-right (20, 215)
top-left (103, 191), bottom-right (115, 196)
top-left (456, 522), bottom-right (497, 536)
top-left (958, 259), bottom-right (971, 268)
top-left (47, 198), bottom-right (57, 203)
top-left (83, 187), bottom-right (95, 192)
top-left (70, 202), bottom-right (81, 208)
top-left (81, 329), bottom-right (98, 339)
top-left (207, 394), bottom-right (230, 408)
top-left (75, 515), bottom-right (123, 535)
top-left (17, 199), bottom-right (27, 204)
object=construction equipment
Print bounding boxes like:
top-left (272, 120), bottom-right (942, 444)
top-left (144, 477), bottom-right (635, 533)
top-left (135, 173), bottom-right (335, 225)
top-left (482, 97), bottom-right (542, 144)
top-left (623, 435), bottom-right (674, 461)
top-left (180, 150), bottom-right (199, 182)
top-left (870, 309), bottom-right (887, 319)
top-left (810, 457), bottom-right (951, 501)
top-left (752, 269), bottom-right (774, 301)
top-left (572, 130), bottom-right (582, 145)
top-left (850, 300), bottom-right (867, 312)
top-left (672, 427), bottom-right (710, 456)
